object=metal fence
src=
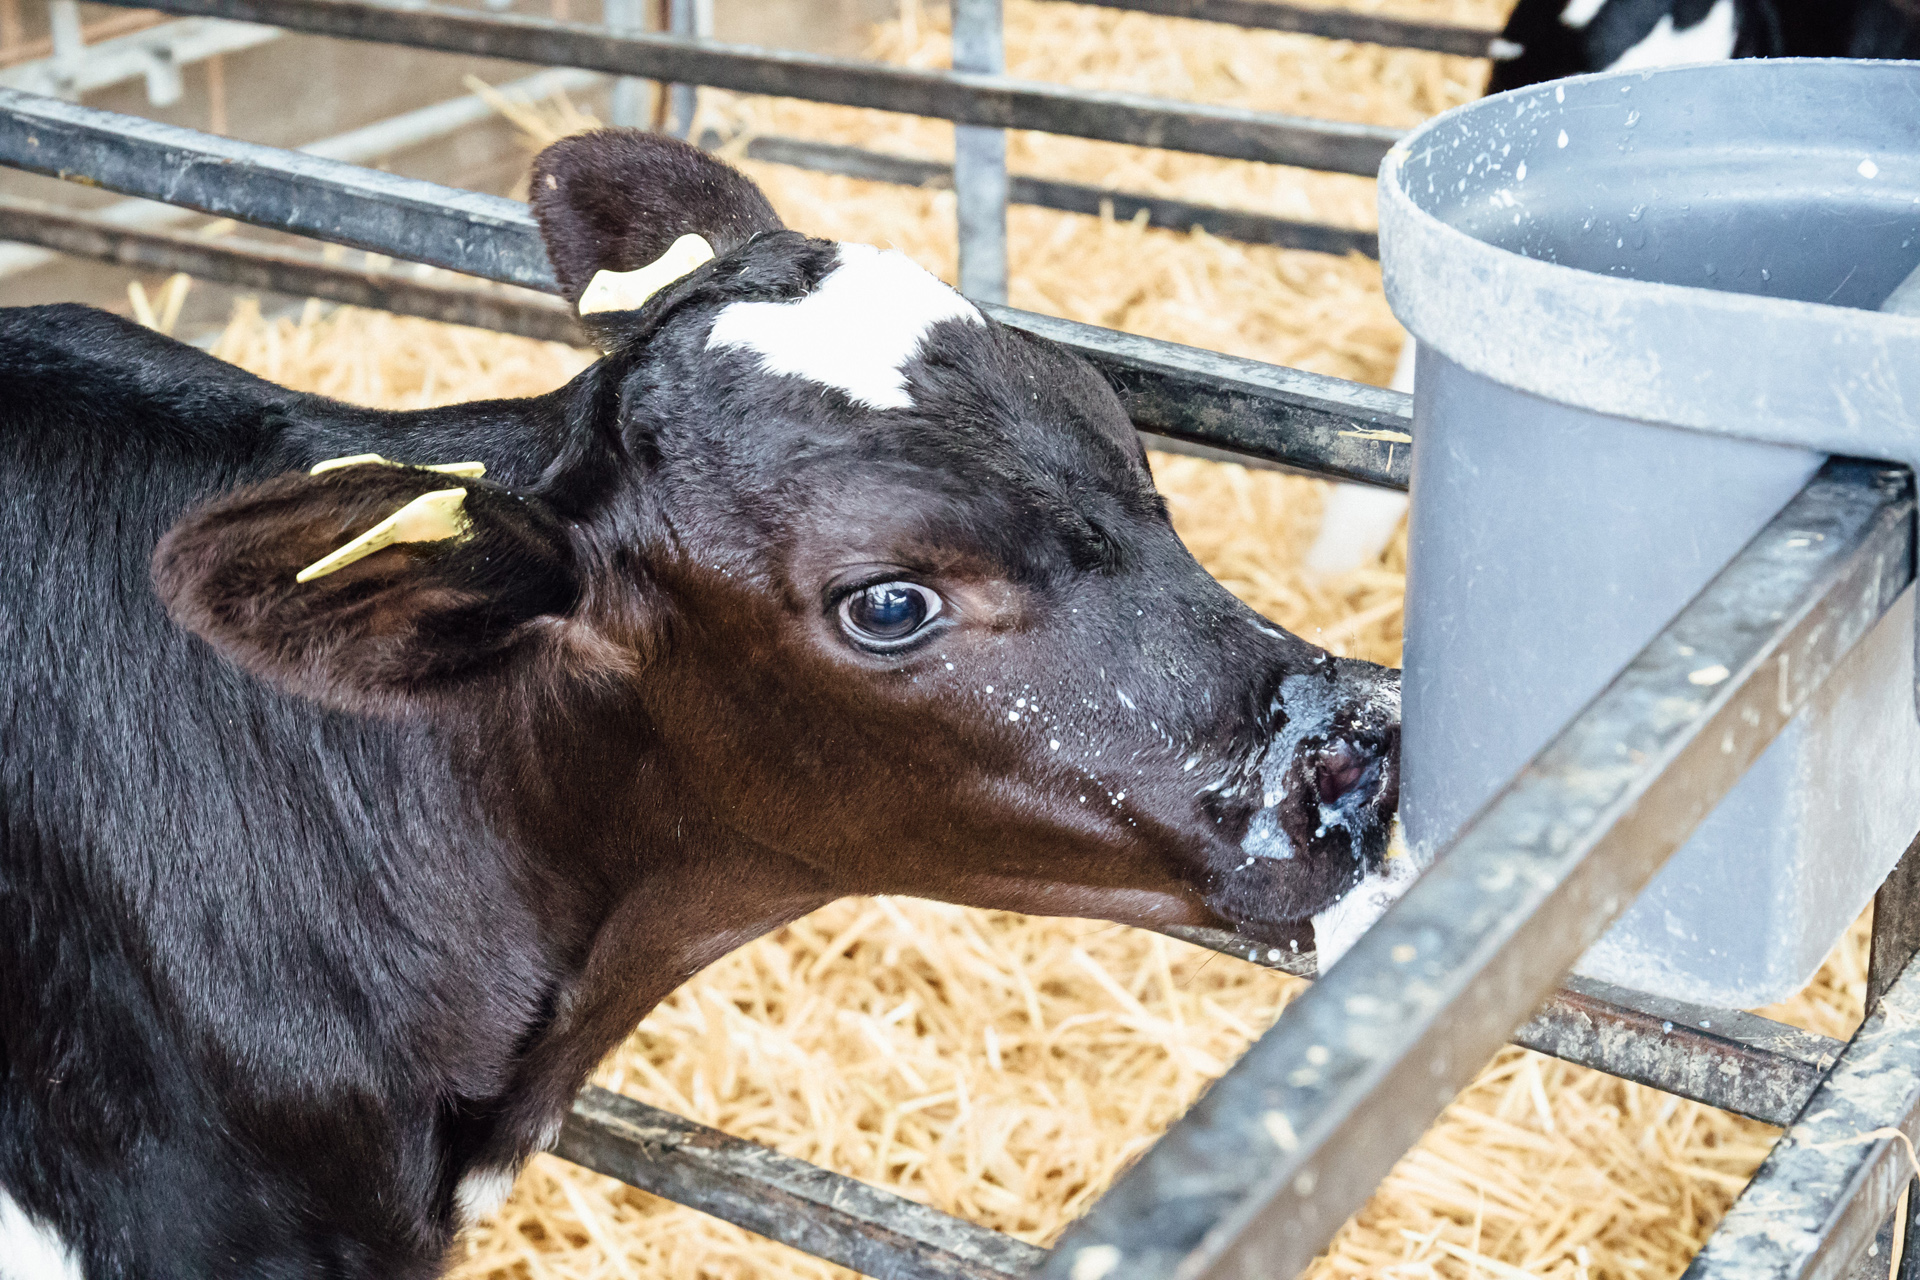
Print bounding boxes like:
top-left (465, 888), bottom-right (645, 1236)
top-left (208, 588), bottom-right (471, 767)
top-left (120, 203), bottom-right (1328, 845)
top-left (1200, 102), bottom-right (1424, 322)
top-left (51, 0), bottom-right (1515, 280)
top-left (4, 6), bottom-right (1920, 1276)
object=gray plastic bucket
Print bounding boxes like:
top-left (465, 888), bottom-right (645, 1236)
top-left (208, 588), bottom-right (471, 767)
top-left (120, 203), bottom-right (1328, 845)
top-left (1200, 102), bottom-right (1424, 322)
top-left (1379, 59), bottom-right (1920, 1007)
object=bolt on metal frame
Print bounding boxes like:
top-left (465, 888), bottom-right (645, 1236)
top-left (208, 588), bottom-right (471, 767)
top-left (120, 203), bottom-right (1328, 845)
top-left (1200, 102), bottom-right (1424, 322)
top-left (5, 45), bottom-right (1920, 1280)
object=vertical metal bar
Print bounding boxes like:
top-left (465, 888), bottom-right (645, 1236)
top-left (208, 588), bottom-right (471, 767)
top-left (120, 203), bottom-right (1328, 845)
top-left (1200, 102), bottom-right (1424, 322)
top-left (603, 0), bottom-right (645, 126)
top-left (205, 50), bottom-right (227, 133)
top-left (663, 0), bottom-right (695, 137)
top-left (952, 0), bottom-right (1007, 303)
top-left (1872, 837), bottom-right (1920, 1280)
top-left (46, 0), bottom-right (82, 97)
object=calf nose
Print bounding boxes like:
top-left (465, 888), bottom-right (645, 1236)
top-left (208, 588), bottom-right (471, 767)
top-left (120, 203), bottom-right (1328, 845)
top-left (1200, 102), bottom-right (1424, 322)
top-left (1315, 740), bottom-right (1371, 806)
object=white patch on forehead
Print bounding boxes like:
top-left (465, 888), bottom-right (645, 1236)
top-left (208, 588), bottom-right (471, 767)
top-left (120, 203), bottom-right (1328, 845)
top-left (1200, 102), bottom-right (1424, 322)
top-left (0, 1189), bottom-right (84, 1280)
top-left (1605, 0), bottom-right (1736, 71)
top-left (455, 1166), bottom-right (519, 1226)
top-left (705, 242), bottom-right (983, 410)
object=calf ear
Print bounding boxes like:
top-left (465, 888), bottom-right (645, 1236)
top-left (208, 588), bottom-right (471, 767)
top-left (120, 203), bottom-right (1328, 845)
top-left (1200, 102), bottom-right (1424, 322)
top-left (530, 130), bottom-right (784, 305)
top-left (155, 464), bottom-right (581, 713)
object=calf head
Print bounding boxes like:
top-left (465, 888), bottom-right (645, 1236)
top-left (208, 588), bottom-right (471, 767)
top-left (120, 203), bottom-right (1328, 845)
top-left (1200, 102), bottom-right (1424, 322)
top-left (156, 131), bottom-right (1400, 956)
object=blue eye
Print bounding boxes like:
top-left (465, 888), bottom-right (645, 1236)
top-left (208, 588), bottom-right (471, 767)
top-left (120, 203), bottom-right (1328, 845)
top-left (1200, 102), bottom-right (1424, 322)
top-left (838, 582), bottom-right (942, 649)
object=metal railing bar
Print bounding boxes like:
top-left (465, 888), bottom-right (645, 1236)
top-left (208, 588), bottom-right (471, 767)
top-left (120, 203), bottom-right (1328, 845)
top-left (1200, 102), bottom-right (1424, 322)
top-left (85, 0), bottom-right (1406, 174)
top-left (0, 192), bottom-right (586, 341)
top-left (0, 15), bottom-right (280, 97)
top-left (952, 0), bottom-right (1008, 303)
top-left (1165, 923), bottom-right (1845, 1127)
top-left (0, 86), bottom-right (552, 285)
top-left (1048, 0), bottom-right (1509, 58)
top-left (1683, 950), bottom-right (1920, 1280)
top-left (0, 92), bottom-right (1411, 486)
top-left (1035, 458), bottom-right (1917, 1280)
top-left (558, 1085), bottom-right (1048, 1280)
top-left (714, 133), bottom-right (1380, 259)
top-left (0, 64), bottom-right (600, 281)
top-left (1514, 975), bottom-right (1841, 1128)
top-left (980, 303), bottom-right (1410, 488)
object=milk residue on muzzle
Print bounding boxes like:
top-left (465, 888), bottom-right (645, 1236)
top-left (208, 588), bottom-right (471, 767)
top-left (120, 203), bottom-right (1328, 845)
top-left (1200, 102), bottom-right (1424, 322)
top-left (1240, 670), bottom-right (1410, 968)
top-left (1241, 671), bottom-right (1394, 861)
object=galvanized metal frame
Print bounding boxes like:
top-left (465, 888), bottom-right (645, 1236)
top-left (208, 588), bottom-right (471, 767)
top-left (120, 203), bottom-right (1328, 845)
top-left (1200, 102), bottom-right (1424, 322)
top-left (5, 80), bottom-right (1920, 1280)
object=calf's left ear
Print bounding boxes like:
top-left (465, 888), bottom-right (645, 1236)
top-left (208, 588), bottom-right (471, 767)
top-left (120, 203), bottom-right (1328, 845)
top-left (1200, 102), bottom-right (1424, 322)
top-left (155, 464), bottom-right (581, 713)
top-left (530, 129), bottom-right (784, 307)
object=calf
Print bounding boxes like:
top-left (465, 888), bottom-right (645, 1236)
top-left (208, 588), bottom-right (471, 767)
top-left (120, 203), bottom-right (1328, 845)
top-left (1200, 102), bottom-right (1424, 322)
top-left (0, 132), bottom-right (1400, 1278)
top-left (1489, 0), bottom-right (1920, 96)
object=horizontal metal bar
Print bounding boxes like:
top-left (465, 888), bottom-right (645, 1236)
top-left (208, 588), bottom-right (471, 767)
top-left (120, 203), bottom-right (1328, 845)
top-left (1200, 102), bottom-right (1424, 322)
top-left (1038, 459), bottom-right (1917, 1280)
top-left (0, 193), bottom-right (585, 341)
top-left (558, 1085), bottom-right (1047, 1280)
top-left (0, 66), bottom-right (601, 282)
top-left (1054, 0), bottom-right (1508, 58)
top-left (1164, 924), bottom-right (1843, 1127)
top-left (0, 93), bottom-right (1408, 485)
top-left (723, 133), bottom-right (1379, 258)
top-left (1685, 952), bottom-right (1920, 1280)
top-left (87, 0), bottom-right (1404, 174)
top-left (1516, 975), bottom-right (1841, 1128)
top-left (0, 16), bottom-right (280, 97)
top-left (981, 304), bottom-right (1410, 488)
top-left (0, 86), bottom-right (552, 287)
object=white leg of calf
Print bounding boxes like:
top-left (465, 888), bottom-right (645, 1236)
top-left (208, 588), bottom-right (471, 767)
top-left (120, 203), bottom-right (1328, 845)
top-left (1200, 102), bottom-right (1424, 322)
top-left (455, 1165), bottom-right (521, 1226)
top-left (0, 1188), bottom-right (84, 1280)
top-left (1303, 337), bottom-right (1414, 575)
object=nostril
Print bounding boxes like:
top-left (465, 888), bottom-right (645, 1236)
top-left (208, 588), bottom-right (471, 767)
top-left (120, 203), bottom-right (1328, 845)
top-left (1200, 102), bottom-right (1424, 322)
top-left (1316, 742), bottom-right (1369, 805)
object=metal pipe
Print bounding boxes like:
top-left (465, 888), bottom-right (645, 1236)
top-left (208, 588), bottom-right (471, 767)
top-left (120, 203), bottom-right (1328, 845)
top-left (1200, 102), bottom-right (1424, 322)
top-left (560, 1086), bottom-right (1047, 1280)
top-left (0, 67), bottom-right (601, 280)
top-left (710, 131), bottom-right (1379, 258)
top-left (952, 0), bottom-right (1007, 304)
top-left (602, 0), bottom-right (646, 126)
top-left (0, 192), bottom-right (582, 340)
top-left (80, 0), bottom-right (1406, 174)
top-left (663, 0), bottom-right (696, 137)
top-left (1037, 458), bottom-right (1917, 1280)
top-left (1685, 948), bottom-right (1920, 1280)
top-left (1056, 0), bottom-right (1511, 59)
top-left (1165, 923), bottom-right (1845, 1128)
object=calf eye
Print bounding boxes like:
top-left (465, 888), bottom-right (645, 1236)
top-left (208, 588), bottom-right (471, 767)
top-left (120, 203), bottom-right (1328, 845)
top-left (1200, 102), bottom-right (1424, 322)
top-left (838, 582), bottom-right (943, 650)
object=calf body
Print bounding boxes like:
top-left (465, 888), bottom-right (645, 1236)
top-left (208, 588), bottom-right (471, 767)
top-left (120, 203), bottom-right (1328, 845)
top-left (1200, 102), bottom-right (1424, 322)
top-left (0, 135), bottom-right (1397, 1277)
top-left (1489, 0), bottom-right (1920, 94)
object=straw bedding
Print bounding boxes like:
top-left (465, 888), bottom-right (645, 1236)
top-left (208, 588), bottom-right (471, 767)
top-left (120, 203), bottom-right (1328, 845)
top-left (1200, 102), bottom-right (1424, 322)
top-left (160, 1), bottom-right (1880, 1275)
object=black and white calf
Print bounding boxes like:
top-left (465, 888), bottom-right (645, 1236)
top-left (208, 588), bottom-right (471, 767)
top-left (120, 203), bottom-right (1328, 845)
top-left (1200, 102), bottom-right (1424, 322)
top-left (1489, 0), bottom-right (1920, 94)
top-left (0, 132), bottom-right (1400, 1277)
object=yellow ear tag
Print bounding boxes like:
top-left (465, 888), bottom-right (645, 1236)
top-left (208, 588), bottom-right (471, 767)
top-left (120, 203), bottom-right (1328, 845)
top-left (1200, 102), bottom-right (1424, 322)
top-left (309, 454), bottom-right (485, 479)
top-left (296, 488), bottom-right (470, 583)
top-left (577, 233), bottom-right (716, 316)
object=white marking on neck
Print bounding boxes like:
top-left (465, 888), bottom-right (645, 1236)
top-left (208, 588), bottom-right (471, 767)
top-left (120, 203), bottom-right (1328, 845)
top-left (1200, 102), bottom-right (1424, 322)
top-left (455, 1166), bottom-right (519, 1226)
top-left (705, 243), bottom-right (983, 410)
top-left (1551, 0), bottom-right (1612, 27)
top-left (1559, 0), bottom-right (1608, 29)
top-left (1606, 0), bottom-right (1737, 70)
top-left (0, 1189), bottom-right (84, 1280)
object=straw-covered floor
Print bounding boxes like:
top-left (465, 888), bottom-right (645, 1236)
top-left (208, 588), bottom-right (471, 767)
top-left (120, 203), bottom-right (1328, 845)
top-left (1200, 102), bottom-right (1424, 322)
top-left (146, 0), bottom-right (1882, 1274)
